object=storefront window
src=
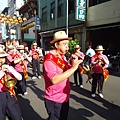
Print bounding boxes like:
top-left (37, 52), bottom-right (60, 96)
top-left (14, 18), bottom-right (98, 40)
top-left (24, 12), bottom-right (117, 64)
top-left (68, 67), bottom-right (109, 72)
top-left (50, 1), bottom-right (55, 20)
top-left (68, 0), bottom-right (75, 14)
top-left (42, 6), bottom-right (47, 22)
top-left (89, 0), bottom-right (111, 6)
top-left (58, 0), bottom-right (63, 18)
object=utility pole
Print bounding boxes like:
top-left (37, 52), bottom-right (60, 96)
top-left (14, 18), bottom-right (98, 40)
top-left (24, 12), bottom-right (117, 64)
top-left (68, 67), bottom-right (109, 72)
top-left (66, 0), bottom-right (68, 35)
top-left (34, 9), bottom-right (37, 42)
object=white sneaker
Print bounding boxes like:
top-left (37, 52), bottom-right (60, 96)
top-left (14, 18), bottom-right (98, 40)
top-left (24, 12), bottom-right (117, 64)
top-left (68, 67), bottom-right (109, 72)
top-left (98, 93), bottom-right (104, 98)
top-left (24, 92), bottom-right (28, 95)
top-left (91, 94), bottom-right (96, 98)
top-left (80, 85), bottom-right (83, 88)
top-left (32, 76), bottom-right (37, 79)
top-left (38, 76), bottom-right (41, 79)
top-left (17, 93), bottom-right (22, 96)
top-left (73, 84), bottom-right (77, 86)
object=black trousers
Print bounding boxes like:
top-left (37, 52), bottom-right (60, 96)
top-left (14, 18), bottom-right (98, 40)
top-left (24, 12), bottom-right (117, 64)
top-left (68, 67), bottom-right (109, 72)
top-left (44, 98), bottom-right (69, 120)
top-left (32, 58), bottom-right (41, 76)
top-left (73, 68), bottom-right (83, 85)
top-left (91, 73), bottom-right (104, 94)
top-left (0, 92), bottom-right (22, 120)
top-left (16, 72), bottom-right (26, 95)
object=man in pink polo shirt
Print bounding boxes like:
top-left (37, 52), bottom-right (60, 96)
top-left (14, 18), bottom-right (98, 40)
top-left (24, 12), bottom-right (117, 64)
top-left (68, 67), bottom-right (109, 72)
top-left (43, 31), bottom-right (82, 120)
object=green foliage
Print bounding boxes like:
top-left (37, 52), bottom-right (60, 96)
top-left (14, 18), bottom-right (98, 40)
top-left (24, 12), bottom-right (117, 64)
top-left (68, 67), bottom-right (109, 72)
top-left (68, 39), bottom-right (80, 54)
top-left (49, 39), bottom-right (80, 53)
top-left (49, 45), bottom-right (54, 50)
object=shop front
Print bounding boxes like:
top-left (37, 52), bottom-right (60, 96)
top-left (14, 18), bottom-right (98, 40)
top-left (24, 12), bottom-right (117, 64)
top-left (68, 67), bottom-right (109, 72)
top-left (86, 24), bottom-right (120, 55)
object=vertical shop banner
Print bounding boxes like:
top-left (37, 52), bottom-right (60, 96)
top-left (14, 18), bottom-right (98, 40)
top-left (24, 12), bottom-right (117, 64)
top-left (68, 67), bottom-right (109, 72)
top-left (76, 0), bottom-right (86, 21)
top-left (76, 7), bottom-right (86, 21)
top-left (1, 23), bottom-right (6, 40)
top-left (35, 15), bottom-right (41, 30)
top-left (76, 0), bottom-right (86, 8)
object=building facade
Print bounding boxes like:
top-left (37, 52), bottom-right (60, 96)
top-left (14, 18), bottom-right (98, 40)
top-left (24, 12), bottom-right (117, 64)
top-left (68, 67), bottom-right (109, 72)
top-left (38, 0), bottom-right (86, 52)
top-left (6, 0), bottom-right (37, 48)
top-left (8, 0), bottom-right (24, 40)
top-left (4, 0), bottom-right (120, 54)
top-left (86, 0), bottom-right (120, 54)
top-left (0, 7), bottom-right (9, 42)
top-left (19, 0), bottom-right (39, 48)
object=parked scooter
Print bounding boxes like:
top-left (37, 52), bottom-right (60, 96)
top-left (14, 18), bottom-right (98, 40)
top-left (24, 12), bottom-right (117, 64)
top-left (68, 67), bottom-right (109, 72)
top-left (107, 52), bottom-right (120, 72)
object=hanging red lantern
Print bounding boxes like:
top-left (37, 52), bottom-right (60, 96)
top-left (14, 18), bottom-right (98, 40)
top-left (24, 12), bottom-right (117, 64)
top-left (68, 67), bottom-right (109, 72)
top-left (1, 14), bottom-right (5, 18)
top-left (13, 16), bottom-right (17, 20)
top-left (18, 17), bottom-right (22, 21)
top-left (0, 17), bottom-right (2, 20)
top-left (14, 19), bottom-right (18, 23)
top-left (4, 17), bottom-right (7, 21)
top-left (19, 20), bottom-right (23, 24)
top-left (23, 18), bottom-right (27, 22)
top-left (6, 21), bottom-right (9, 24)
top-left (1, 20), bottom-right (4, 23)
top-left (9, 18), bottom-right (13, 22)
top-left (6, 15), bottom-right (11, 19)
top-left (11, 21), bottom-right (15, 24)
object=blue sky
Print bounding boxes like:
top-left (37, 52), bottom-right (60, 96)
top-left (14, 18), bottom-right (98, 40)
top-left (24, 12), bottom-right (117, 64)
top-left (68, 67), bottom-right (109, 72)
top-left (0, 0), bottom-right (8, 11)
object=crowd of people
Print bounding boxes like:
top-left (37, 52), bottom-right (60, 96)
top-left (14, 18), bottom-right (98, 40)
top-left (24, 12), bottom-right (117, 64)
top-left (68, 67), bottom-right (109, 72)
top-left (0, 39), bottom-right (43, 119)
top-left (0, 31), bottom-right (109, 120)
top-left (43, 31), bottom-right (109, 120)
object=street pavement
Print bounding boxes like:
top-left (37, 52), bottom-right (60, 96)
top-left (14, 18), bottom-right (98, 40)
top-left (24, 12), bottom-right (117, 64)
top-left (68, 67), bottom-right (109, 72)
top-left (10, 66), bottom-right (120, 120)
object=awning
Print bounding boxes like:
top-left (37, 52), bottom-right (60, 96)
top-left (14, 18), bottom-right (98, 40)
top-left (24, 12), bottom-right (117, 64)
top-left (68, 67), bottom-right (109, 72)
top-left (39, 24), bottom-right (84, 35)
top-left (87, 23), bottom-right (120, 30)
top-left (24, 38), bottom-right (35, 42)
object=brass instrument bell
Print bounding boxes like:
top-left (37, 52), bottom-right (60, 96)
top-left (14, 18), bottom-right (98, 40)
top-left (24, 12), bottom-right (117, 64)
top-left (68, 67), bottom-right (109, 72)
top-left (4, 74), bottom-right (17, 88)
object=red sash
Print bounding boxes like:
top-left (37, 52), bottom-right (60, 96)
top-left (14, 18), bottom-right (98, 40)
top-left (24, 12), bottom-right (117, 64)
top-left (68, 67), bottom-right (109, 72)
top-left (44, 53), bottom-right (69, 71)
top-left (32, 49), bottom-right (40, 61)
top-left (9, 53), bottom-right (15, 58)
top-left (78, 65), bottom-right (84, 74)
top-left (92, 54), bottom-right (109, 81)
top-left (103, 67), bottom-right (109, 82)
top-left (0, 74), bottom-right (16, 97)
top-left (15, 54), bottom-right (28, 79)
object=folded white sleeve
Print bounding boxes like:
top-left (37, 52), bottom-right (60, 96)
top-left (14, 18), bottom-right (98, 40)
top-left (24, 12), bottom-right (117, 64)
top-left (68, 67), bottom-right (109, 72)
top-left (0, 71), bottom-right (5, 79)
top-left (7, 66), bottom-right (22, 81)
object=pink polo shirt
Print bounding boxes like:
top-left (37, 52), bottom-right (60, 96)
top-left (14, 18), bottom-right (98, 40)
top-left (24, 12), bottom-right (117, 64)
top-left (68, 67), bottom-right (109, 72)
top-left (29, 49), bottom-right (39, 59)
top-left (14, 54), bottom-right (28, 72)
top-left (0, 66), bottom-right (22, 92)
top-left (91, 54), bottom-right (109, 73)
top-left (6, 52), bottom-right (14, 62)
top-left (75, 51), bottom-right (84, 60)
top-left (14, 61), bottom-right (28, 72)
top-left (43, 51), bottom-right (71, 103)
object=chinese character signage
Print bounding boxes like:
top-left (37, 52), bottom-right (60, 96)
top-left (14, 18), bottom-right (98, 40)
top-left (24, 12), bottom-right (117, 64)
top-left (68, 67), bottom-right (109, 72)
top-left (35, 15), bottom-right (41, 30)
top-left (76, 0), bottom-right (86, 8)
top-left (76, 0), bottom-right (86, 21)
top-left (76, 7), bottom-right (86, 21)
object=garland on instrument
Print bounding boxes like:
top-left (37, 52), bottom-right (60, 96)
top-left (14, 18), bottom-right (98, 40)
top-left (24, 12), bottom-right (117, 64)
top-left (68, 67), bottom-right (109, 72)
top-left (78, 55), bottom-right (109, 82)
top-left (14, 54), bottom-right (28, 79)
top-left (0, 74), bottom-right (16, 97)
